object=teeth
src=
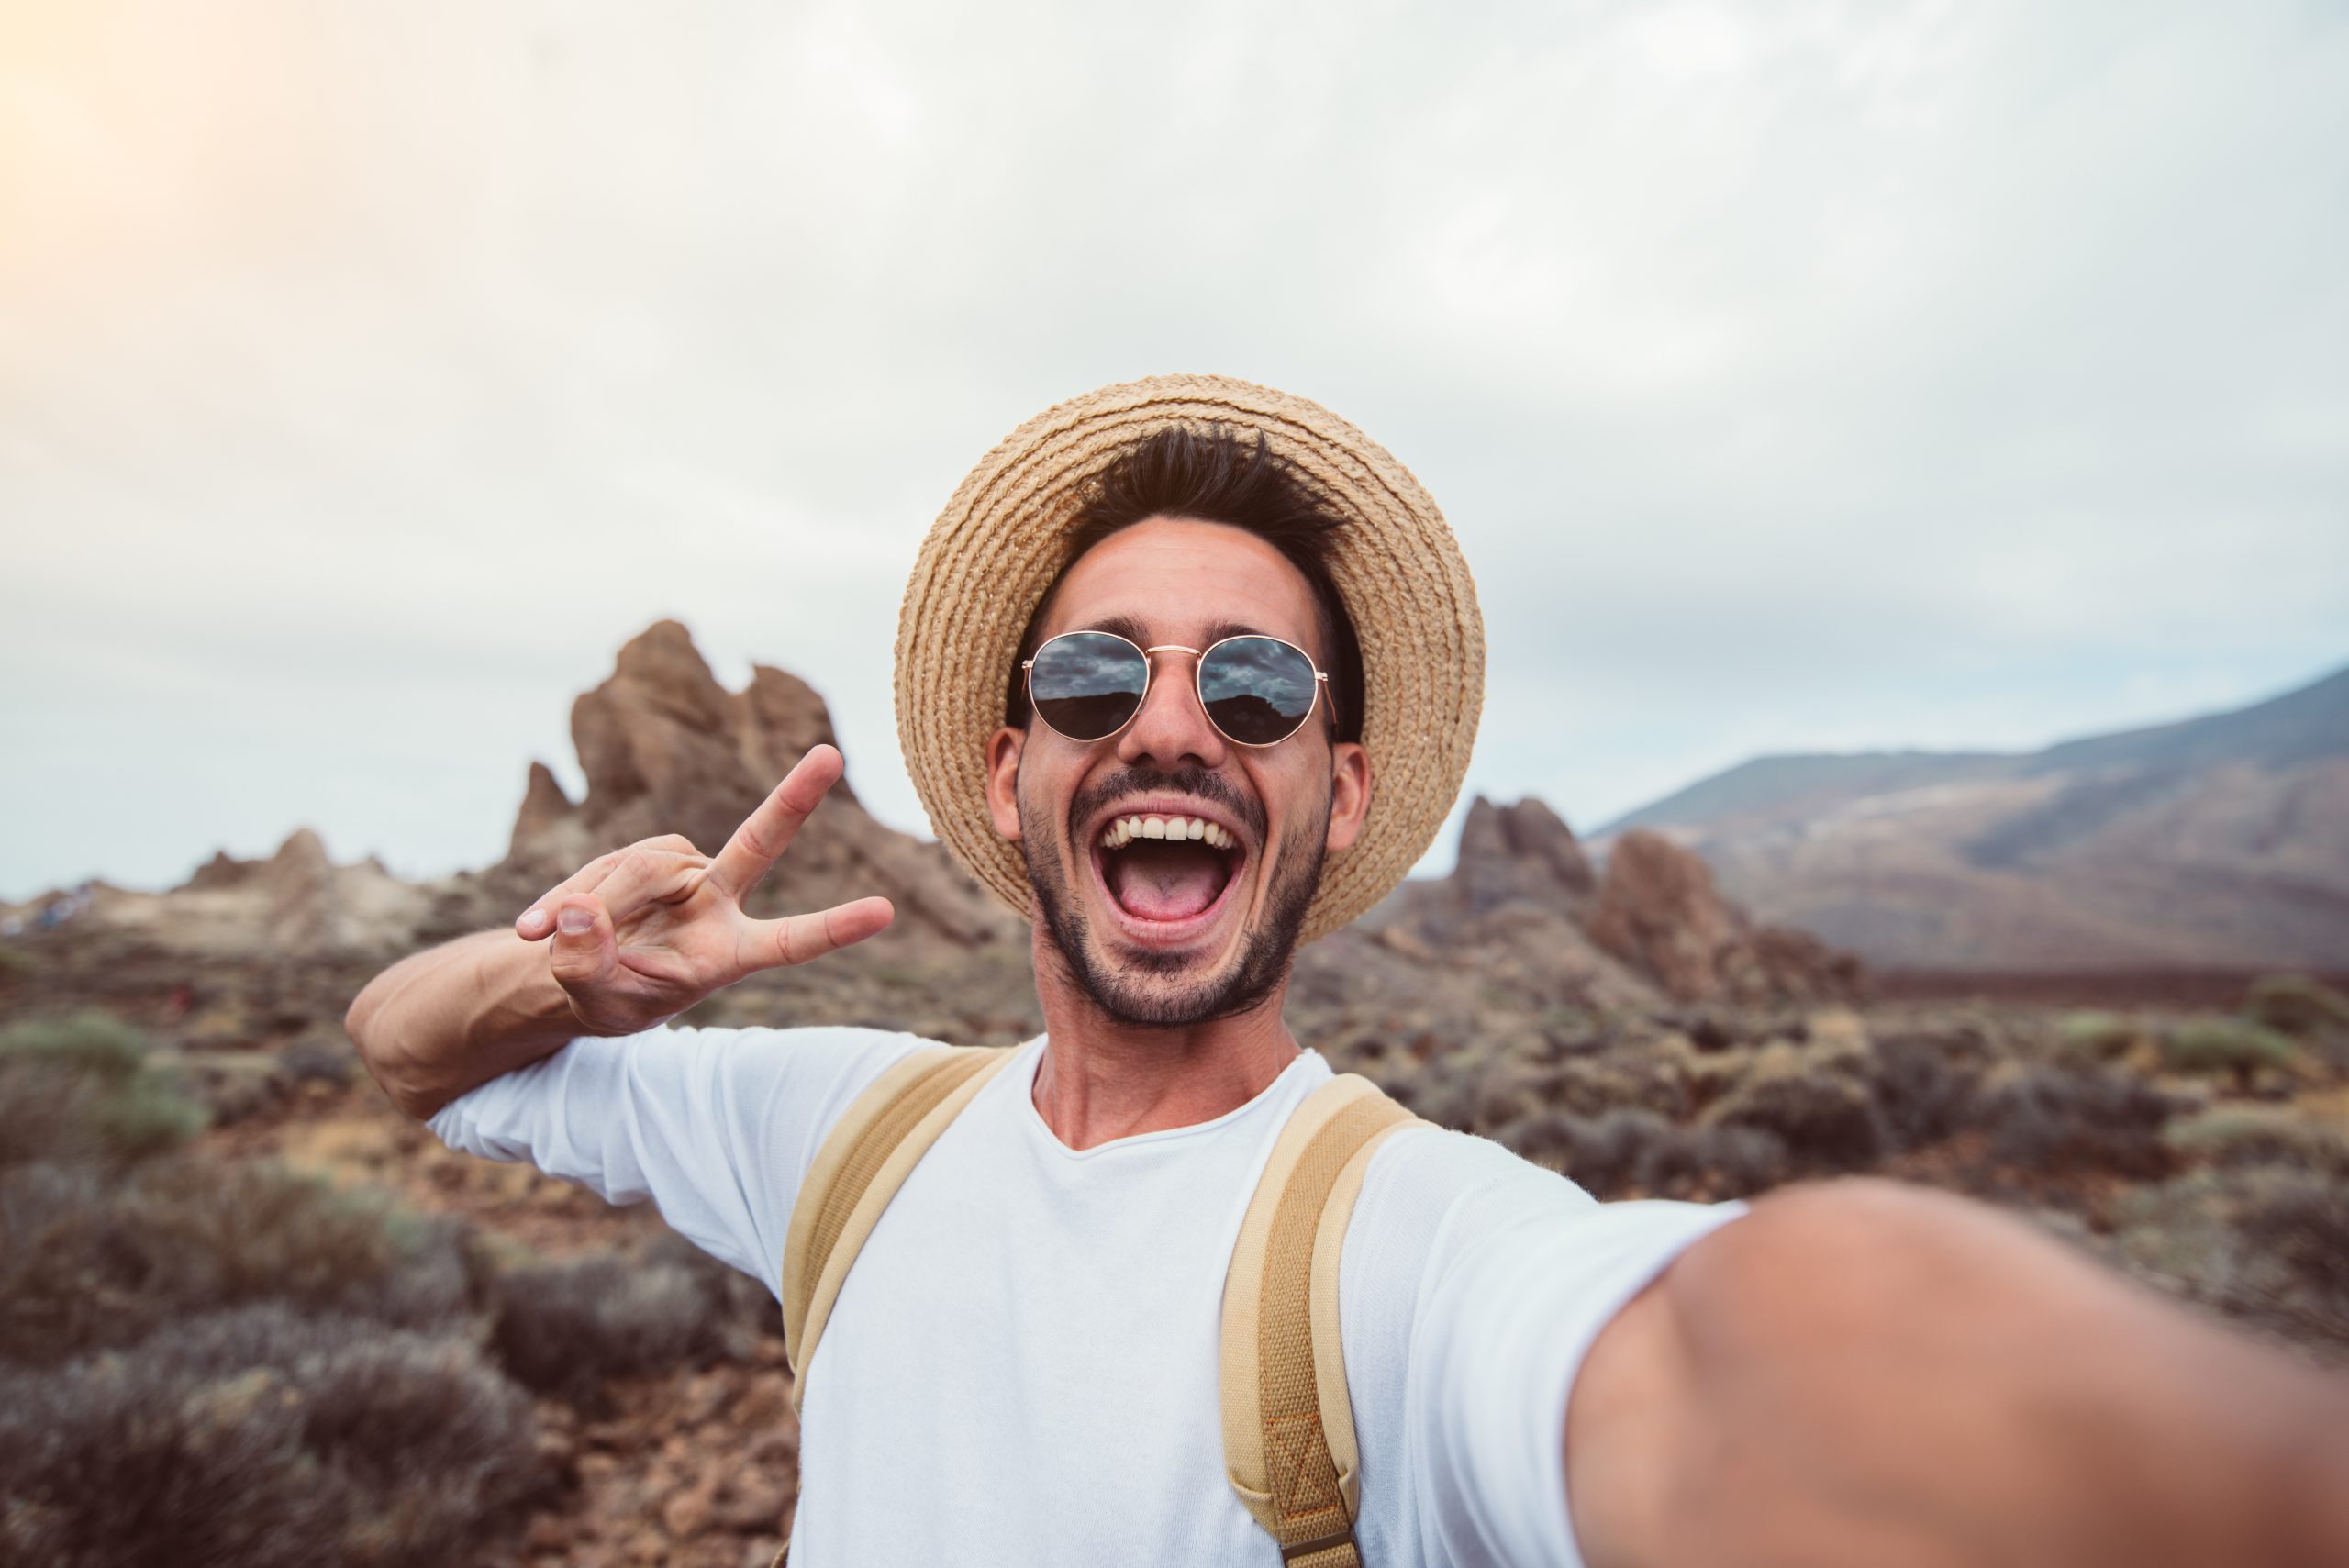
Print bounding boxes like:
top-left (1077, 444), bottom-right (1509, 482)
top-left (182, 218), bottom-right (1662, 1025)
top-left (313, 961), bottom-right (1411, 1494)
top-left (1098, 815), bottom-right (1240, 851)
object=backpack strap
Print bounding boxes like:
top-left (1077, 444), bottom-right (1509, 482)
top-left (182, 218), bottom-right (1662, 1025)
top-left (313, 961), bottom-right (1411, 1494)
top-left (1220, 1074), bottom-right (1422, 1568)
top-left (780, 1043), bottom-right (1017, 1414)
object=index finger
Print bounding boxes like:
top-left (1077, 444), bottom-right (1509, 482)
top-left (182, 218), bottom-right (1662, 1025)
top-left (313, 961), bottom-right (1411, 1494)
top-left (706, 744), bottom-right (843, 904)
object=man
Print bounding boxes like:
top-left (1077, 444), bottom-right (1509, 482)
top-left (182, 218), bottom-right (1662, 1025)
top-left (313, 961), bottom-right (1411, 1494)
top-left (349, 375), bottom-right (2347, 1566)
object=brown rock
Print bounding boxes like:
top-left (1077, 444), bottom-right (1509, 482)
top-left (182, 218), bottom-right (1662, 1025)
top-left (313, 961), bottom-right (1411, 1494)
top-left (1452, 796), bottom-right (1597, 914)
top-left (662, 1483), bottom-right (717, 1540)
top-left (1586, 830), bottom-right (1861, 1004)
top-left (509, 761), bottom-right (590, 867)
top-left (711, 1474), bottom-right (792, 1533)
top-left (500, 619), bottom-right (1013, 947)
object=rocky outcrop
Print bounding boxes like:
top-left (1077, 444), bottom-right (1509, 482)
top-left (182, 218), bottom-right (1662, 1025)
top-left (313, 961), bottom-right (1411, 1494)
top-left (1327, 799), bottom-right (1861, 1011)
top-left (1586, 830), bottom-right (1862, 1003)
top-left (501, 620), bottom-right (1009, 947)
top-left (1450, 797), bottom-right (1596, 914)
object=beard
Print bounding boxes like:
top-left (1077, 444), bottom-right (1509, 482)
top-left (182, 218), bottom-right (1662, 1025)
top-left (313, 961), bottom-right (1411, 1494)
top-left (1019, 762), bottom-right (1327, 1029)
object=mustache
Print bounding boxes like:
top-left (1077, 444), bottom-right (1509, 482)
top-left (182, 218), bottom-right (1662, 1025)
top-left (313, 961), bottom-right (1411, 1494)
top-left (1066, 764), bottom-right (1266, 844)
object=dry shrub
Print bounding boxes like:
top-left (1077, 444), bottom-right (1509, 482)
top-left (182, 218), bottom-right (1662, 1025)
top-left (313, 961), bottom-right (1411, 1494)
top-left (489, 1232), bottom-right (766, 1398)
top-left (2164, 1106), bottom-right (2349, 1177)
top-left (2112, 1168), bottom-right (2349, 1355)
top-left (1498, 1107), bottom-right (1788, 1200)
top-left (1864, 1033), bottom-right (1984, 1151)
top-left (0, 1304), bottom-right (544, 1568)
top-left (0, 1158), bottom-right (485, 1366)
top-left (2244, 973), bottom-right (2349, 1041)
top-left (1631, 1121), bottom-right (1791, 1200)
top-left (1702, 1056), bottom-right (1888, 1178)
top-left (0, 1012), bottom-right (204, 1168)
top-left (1978, 1064), bottom-right (2180, 1179)
top-left (2161, 1018), bottom-right (2302, 1087)
top-left (2054, 1010), bottom-right (2141, 1062)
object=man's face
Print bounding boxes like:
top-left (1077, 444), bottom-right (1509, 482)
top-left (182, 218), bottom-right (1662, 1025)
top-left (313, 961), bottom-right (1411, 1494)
top-left (985, 517), bottom-right (1371, 1028)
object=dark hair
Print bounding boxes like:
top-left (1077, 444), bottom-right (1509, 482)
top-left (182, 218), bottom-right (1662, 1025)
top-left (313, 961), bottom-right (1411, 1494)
top-left (1006, 426), bottom-right (1365, 743)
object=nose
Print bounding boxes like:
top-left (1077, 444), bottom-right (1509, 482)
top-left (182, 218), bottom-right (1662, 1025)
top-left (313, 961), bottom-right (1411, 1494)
top-left (1116, 647), bottom-right (1229, 771)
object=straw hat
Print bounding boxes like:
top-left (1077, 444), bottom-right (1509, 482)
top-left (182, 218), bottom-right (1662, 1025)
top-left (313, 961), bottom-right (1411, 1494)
top-left (894, 373), bottom-right (1484, 943)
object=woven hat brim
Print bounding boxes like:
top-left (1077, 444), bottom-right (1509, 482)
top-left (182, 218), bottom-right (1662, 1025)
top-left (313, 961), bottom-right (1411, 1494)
top-left (894, 374), bottom-right (1484, 944)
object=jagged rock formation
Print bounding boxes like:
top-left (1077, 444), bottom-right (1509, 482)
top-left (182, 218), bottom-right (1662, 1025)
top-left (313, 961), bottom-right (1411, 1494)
top-left (1585, 829), bottom-right (1863, 1003)
top-left (1304, 796), bottom-right (1861, 1013)
top-left (495, 620), bottom-right (1011, 947)
top-left (1450, 796), bottom-right (1597, 914)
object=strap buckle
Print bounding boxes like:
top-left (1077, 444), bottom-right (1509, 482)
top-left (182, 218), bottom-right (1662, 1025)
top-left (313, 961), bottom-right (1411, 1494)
top-left (1279, 1527), bottom-right (1360, 1563)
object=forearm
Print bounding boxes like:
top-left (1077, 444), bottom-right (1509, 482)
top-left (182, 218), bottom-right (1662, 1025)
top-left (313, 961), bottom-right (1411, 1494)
top-left (1571, 1180), bottom-right (2349, 1568)
top-left (345, 929), bottom-right (593, 1119)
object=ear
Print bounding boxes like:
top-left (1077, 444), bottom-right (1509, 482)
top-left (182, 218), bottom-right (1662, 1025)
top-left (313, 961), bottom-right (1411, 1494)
top-left (1324, 740), bottom-right (1372, 854)
top-left (985, 726), bottom-right (1027, 840)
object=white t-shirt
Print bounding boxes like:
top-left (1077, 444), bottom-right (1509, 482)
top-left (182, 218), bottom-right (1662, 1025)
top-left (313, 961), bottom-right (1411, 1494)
top-left (431, 1026), bottom-right (1742, 1567)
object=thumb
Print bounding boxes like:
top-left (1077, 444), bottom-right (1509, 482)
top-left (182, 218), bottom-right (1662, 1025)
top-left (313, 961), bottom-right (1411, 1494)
top-left (546, 895), bottom-right (618, 993)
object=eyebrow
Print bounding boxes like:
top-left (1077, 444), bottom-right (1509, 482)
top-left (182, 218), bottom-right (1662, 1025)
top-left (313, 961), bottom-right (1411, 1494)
top-left (1075, 616), bottom-right (1282, 651)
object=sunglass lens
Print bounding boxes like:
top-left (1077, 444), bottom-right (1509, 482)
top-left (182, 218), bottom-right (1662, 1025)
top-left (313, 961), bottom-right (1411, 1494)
top-left (1029, 632), bottom-right (1148, 740)
top-left (1199, 637), bottom-right (1319, 746)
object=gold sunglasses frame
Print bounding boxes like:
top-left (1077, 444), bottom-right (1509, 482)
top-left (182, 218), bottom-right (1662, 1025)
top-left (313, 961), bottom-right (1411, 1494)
top-left (1020, 629), bottom-right (1335, 749)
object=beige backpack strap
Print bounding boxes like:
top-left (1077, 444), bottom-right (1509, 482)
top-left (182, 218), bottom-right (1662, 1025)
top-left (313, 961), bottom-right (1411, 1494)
top-left (780, 1044), bottom-right (1016, 1413)
top-left (1220, 1074), bottom-right (1421, 1567)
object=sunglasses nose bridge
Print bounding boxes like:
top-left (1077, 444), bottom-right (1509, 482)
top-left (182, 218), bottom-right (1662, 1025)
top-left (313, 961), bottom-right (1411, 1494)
top-left (1117, 643), bottom-right (1228, 762)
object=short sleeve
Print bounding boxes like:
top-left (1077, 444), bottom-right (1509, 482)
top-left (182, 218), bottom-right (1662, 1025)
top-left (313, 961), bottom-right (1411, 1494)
top-left (1345, 1129), bottom-right (1745, 1568)
top-left (427, 1024), bottom-right (930, 1294)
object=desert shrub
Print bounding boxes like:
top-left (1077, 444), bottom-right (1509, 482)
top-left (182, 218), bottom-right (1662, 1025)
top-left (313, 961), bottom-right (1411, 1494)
top-left (2234, 1173), bottom-right (2349, 1331)
top-left (2054, 1010), bottom-right (2140, 1062)
top-left (1500, 1106), bottom-right (1791, 1200)
top-left (0, 1012), bottom-right (204, 1168)
top-left (1632, 1122), bottom-right (1791, 1200)
top-left (0, 943), bottom-right (34, 976)
top-left (2244, 973), bottom-right (2349, 1040)
top-left (0, 1157), bottom-right (486, 1365)
top-left (2161, 1018), bottom-right (2301, 1088)
top-left (1702, 1062), bottom-right (1887, 1177)
top-left (277, 1035), bottom-right (358, 1089)
top-left (2164, 1107), bottom-right (2349, 1177)
top-left (1978, 1064), bottom-right (2180, 1178)
top-left (1865, 1033), bottom-right (1983, 1151)
top-left (0, 1304), bottom-right (544, 1568)
top-left (0, 1010), bottom-right (149, 1075)
top-left (2112, 1168), bottom-right (2349, 1354)
top-left (488, 1231), bottom-right (766, 1397)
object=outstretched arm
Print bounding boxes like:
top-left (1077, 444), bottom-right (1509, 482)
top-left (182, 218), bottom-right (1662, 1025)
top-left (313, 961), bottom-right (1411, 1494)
top-left (1567, 1179), bottom-right (2349, 1568)
top-left (347, 745), bottom-right (892, 1118)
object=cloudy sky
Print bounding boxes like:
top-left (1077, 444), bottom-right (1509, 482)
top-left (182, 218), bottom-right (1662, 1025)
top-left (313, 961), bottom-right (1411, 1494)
top-left (4, 0), bottom-right (2344, 902)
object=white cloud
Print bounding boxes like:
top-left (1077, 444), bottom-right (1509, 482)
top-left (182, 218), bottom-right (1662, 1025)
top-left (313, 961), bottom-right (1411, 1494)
top-left (3, 0), bottom-right (2343, 896)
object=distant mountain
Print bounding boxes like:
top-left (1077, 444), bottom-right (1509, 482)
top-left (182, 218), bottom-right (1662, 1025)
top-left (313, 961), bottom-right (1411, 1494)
top-left (1593, 664), bottom-right (2349, 973)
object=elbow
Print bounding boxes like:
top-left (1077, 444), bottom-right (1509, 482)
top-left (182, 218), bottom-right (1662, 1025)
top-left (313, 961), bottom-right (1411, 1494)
top-left (343, 977), bottom-right (444, 1123)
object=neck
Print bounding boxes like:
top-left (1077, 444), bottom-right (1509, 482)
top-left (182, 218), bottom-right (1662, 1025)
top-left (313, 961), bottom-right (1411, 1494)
top-left (1026, 925), bottom-right (1302, 1151)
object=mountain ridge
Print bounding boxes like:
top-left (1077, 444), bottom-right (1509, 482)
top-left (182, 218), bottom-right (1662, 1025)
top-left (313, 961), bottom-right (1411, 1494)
top-left (1590, 660), bottom-right (2349, 973)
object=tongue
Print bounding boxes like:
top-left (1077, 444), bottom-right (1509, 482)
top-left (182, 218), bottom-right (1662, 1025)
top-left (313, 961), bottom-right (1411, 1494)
top-left (1107, 840), bottom-right (1229, 922)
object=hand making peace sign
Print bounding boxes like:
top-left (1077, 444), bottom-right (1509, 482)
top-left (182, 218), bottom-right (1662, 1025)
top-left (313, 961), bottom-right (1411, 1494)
top-left (510, 745), bottom-right (894, 1034)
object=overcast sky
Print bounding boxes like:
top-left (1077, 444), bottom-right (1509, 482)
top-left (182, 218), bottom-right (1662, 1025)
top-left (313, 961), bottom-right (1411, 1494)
top-left (4, 0), bottom-right (2345, 902)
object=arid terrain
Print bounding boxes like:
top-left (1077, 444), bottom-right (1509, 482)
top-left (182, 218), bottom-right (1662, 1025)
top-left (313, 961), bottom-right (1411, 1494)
top-left (5, 624), bottom-right (2345, 1567)
top-left (1595, 662), bottom-right (2349, 973)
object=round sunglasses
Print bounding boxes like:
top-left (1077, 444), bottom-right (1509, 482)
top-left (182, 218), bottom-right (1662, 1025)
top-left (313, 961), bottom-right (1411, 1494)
top-left (1021, 629), bottom-right (1334, 748)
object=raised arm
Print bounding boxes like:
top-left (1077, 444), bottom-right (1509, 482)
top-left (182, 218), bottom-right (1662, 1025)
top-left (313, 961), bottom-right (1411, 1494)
top-left (1565, 1179), bottom-right (2349, 1568)
top-left (346, 745), bottom-right (893, 1118)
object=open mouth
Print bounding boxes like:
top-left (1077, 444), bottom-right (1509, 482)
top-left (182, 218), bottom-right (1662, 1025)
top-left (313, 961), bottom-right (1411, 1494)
top-left (1092, 812), bottom-right (1245, 929)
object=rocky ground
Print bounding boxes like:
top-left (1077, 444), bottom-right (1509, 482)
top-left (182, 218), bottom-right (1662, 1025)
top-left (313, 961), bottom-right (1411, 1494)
top-left (5, 623), bottom-right (2344, 1565)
